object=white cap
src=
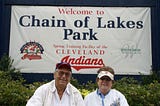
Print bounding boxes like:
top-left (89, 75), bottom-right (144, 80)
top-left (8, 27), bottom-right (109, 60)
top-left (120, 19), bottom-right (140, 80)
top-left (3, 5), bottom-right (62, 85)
top-left (97, 71), bottom-right (114, 80)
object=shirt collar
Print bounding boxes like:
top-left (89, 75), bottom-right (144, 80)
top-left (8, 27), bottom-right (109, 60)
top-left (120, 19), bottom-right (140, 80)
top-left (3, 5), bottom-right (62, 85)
top-left (65, 84), bottom-right (70, 95)
top-left (96, 89), bottom-right (110, 98)
top-left (52, 81), bottom-right (70, 95)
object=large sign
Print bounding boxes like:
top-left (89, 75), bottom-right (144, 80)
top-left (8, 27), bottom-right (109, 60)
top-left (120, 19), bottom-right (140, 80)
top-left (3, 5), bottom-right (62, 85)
top-left (9, 6), bottom-right (152, 74)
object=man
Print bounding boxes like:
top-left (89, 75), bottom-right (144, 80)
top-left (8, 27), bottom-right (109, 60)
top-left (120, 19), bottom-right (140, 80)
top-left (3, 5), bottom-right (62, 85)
top-left (84, 66), bottom-right (129, 106)
top-left (26, 62), bottom-right (85, 106)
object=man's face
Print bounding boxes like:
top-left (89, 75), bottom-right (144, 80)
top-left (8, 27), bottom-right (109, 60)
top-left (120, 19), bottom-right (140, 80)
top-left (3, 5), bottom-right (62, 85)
top-left (54, 68), bottom-right (71, 88)
top-left (97, 76), bottom-right (113, 95)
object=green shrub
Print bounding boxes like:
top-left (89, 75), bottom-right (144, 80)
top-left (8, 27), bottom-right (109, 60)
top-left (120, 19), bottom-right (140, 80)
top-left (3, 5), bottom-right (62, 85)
top-left (0, 54), bottom-right (16, 72)
top-left (141, 71), bottom-right (160, 84)
top-left (0, 71), bottom-right (31, 106)
top-left (0, 54), bottom-right (32, 106)
top-left (0, 54), bottom-right (21, 80)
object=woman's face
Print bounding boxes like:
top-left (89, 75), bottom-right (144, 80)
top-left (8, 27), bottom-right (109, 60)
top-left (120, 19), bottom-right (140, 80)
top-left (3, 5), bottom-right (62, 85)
top-left (97, 76), bottom-right (113, 95)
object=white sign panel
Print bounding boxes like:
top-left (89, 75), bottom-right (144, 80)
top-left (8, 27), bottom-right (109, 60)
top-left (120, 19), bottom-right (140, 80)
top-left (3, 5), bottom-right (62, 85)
top-left (9, 6), bottom-right (152, 75)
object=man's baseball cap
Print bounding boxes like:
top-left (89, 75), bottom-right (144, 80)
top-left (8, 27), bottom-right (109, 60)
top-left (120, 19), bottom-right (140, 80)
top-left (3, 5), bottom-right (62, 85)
top-left (56, 62), bottom-right (72, 72)
top-left (97, 71), bottom-right (114, 80)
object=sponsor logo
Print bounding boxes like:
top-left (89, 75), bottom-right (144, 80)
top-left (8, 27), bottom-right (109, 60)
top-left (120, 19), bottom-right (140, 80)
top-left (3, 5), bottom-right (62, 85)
top-left (61, 55), bottom-right (104, 71)
top-left (20, 41), bottom-right (44, 60)
top-left (121, 43), bottom-right (141, 58)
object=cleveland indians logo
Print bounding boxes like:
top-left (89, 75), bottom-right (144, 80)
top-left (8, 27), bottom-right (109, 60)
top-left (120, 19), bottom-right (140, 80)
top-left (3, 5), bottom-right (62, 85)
top-left (20, 41), bottom-right (44, 60)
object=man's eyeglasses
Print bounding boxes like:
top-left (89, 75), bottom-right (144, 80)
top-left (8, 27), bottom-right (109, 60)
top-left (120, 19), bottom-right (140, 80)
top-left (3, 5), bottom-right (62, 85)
top-left (57, 71), bottom-right (71, 78)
